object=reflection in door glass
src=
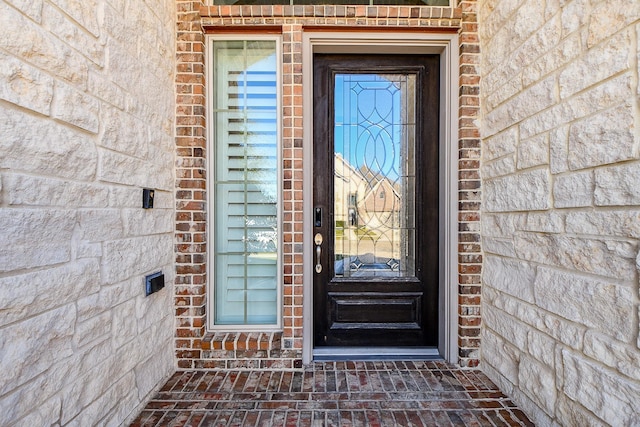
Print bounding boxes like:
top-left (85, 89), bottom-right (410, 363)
top-left (334, 73), bottom-right (416, 278)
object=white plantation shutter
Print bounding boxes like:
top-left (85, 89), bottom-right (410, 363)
top-left (212, 40), bottom-right (279, 325)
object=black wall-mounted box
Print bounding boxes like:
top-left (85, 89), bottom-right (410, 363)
top-left (142, 188), bottom-right (154, 209)
top-left (145, 272), bottom-right (164, 296)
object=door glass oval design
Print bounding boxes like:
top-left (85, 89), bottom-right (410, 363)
top-left (333, 73), bottom-right (416, 279)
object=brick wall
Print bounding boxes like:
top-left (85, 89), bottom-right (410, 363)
top-left (0, 0), bottom-right (176, 424)
top-left (175, 1), bottom-right (482, 369)
top-left (479, 0), bottom-right (640, 424)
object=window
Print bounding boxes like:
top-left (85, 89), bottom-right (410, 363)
top-left (208, 37), bottom-right (281, 328)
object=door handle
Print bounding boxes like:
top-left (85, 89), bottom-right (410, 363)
top-left (314, 233), bottom-right (323, 273)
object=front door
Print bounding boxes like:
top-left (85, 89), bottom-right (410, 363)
top-left (313, 54), bottom-right (440, 348)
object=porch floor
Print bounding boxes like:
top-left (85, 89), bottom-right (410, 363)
top-left (129, 361), bottom-right (534, 426)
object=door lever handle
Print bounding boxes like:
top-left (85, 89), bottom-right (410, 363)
top-left (314, 233), bottom-right (323, 273)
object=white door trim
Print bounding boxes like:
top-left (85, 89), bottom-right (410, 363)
top-left (301, 31), bottom-right (460, 364)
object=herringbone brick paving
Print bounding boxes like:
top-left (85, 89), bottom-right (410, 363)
top-left (130, 361), bottom-right (533, 426)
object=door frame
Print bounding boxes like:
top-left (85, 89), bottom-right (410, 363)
top-left (301, 31), bottom-right (460, 364)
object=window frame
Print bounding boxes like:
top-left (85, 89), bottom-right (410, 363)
top-left (205, 34), bottom-right (283, 331)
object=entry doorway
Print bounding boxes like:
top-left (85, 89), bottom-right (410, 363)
top-left (301, 33), bottom-right (460, 364)
top-left (312, 54), bottom-right (440, 350)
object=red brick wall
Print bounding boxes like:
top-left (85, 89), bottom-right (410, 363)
top-left (176, 0), bottom-right (207, 368)
top-left (457, 0), bottom-right (481, 367)
top-left (174, 0), bottom-right (481, 369)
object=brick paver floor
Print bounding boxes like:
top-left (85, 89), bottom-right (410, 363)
top-left (130, 361), bottom-right (534, 426)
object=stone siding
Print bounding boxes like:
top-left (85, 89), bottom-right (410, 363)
top-left (174, 0), bottom-right (482, 369)
top-left (479, 0), bottom-right (640, 424)
top-left (0, 0), bottom-right (176, 425)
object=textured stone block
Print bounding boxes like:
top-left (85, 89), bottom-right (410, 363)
top-left (482, 155), bottom-right (516, 179)
top-left (0, 2), bottom-right (88, 85)
top-left (485, 169), bottom-right (551, 212)
top-left (513, 76), bottom-right (557, 122)
top-left (53, 0), bottom-right (100, 37)
top-left (566, 210), bottom-right (640, 239)
top-left (0, 51), bottom-right (53, 115)
top-left (534, 267), bottom-right (634, 342)
top-left (482, 61), bottom-right (520, 105)
top-left (485, 76), bottom-right (556, 137)
top-left (98, 148), bottom-right (173, 190)
top-left (60, 367), bottom-right (134, 424)
top-left (522, 32), bottom-right (580, 86)
top-left (560, 0), bottom-right (590, 37)
top-left (42, 2), bottom-right (104, 66)
top-left (485, 75), bottom-right (522, 111)
top-left (480, 3), bottom-right (640, 424)
top-left (482, 213), bottom-right (516, 237)
top-left (65, 375), bottom-right (137, 427)
top-left (52, 80), bottom-right (100, 133)
top-left (0, 305), bottom-right (76, 396)
top-left (478, 0), bottom-right (521, 43)
top-left (515, 232), bottom-right (637, 280)
top-left (77, 242), bottom-right (102, 259)
top-left (483, 126), bottom-right (519, 161)
top-left (569, 74), bottom-right (632, 121)
top-left (122, 209), bottom-right (174, 237)
top-left (0, 259), bottom-right (99, 327)
top-left (487, 287), bottom-right (585, 350)
top-left (77, 209), bottom-right (125, 242)
top-left (111, 300), bottom-right (137, 350)
top-left (513, 13), bottom-right (562, 71)
top-left (0, 209), bottom-right (75, 271)
top-left (11, 398), bottom-right (60, 427)
top-left (559, 29), bottom-right (632, 99)
top-left (0, 354), bottom-right (78, 425)
top-left (61, 353), bottom-right (117, 423)
top-left (519, 103), bottom-right (565, 141)
top-left (553, 170), bottom-right (593, 208)
top-left (0, 108), bottom-right (98, 180)
top-left (587, 0), bottom-right (640, 47)
top-left (5, 0), bottom-right (43, 22)
top-left (102, 234), bottom-right (173, 284)
top-left (133, 331), bottom-right (174, 399)
top-left (563, 350), bottom-right (640, 426)
top-left (595, 162), bottom-right (640, 206)
top-left (483, 255), bottom-right (536, 302)
top-left (483, 305), bottom-right (529, 351)
top-left (527, 329), bottom-right (556, 368)
top-left (76, 278), bottom-right (138, 322)
top-left (481, 328), bottom-right (521, 385)
top-left (88, 70), bottom-right (125, 109)
top-left (583, 331), bottom-right (640, 382)
top-left (512, 211), bottom-right (564, 233)
top-left (556, 394), bottom-right (605, 427)
top-left (568, 104), bottom-right (636, 171)
top-left (482, 237), bottom-right (517, 257)
top-left (74, 312), bottom-right (111, 349)
top-left (100, 104), bottom-right (150, 157)
top-left (517, 133), bottom-right (548, 169)
top-left (549, 125), bottom-right (569, 174)
top-left (6, 173), bottom-right (109, 208)
top-left (137, 281), bottom-right (173, 333)
top-left (518, 355), bottom-right (556, 415)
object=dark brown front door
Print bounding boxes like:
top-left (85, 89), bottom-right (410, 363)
top-left (313, 54), bottom-right (440, 348)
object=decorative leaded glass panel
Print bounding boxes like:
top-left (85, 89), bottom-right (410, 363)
top-left (333, 73), bottom-right (416, 278)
